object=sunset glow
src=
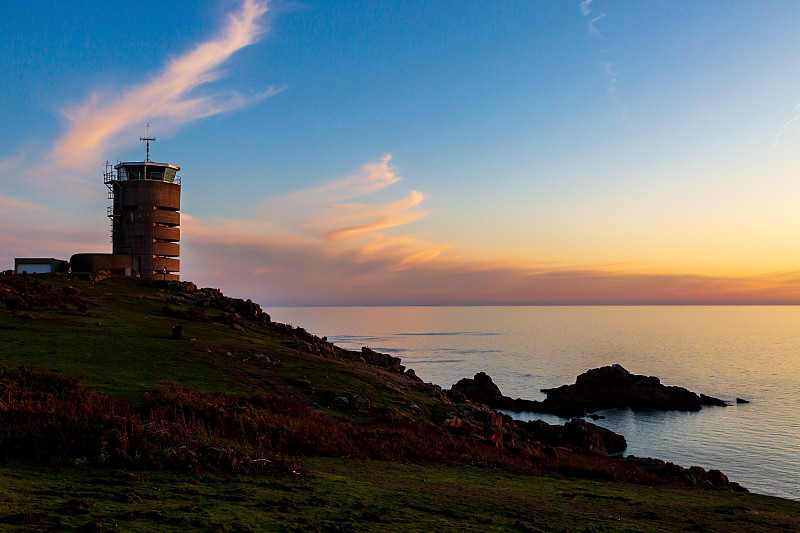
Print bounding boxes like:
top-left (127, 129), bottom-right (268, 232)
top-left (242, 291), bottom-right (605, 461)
top-left (3, 1), bottom-right (800, 304)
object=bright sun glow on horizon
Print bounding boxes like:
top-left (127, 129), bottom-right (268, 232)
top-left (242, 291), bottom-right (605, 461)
top-left (3, 0), bottom-right (800, 305)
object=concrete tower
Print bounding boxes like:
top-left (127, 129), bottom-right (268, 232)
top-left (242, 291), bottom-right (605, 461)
top-left (104, 137), bottom-right (181, 280)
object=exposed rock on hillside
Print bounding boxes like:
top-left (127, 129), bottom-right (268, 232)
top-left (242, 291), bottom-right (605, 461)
top-left (626, 456), bottom-right (748, 492)
top-left (519, 418), bottom-right (627, 455)
top-left (0, 275), bottom-right (88, 313)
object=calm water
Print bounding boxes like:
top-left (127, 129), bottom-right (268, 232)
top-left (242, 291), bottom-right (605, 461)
top-left (267, 306), bottom-right (800, 500)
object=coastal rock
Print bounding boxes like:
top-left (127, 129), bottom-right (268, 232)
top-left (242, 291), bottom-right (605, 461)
top-left (404, 368), bottom-right (423, 382)
top-left (449, 372), bottom-right (504, 405)
top-left (447, 372), bottom-right (544, 412)
top-left (519, 418), bottom-right (627, 455)
top-left (538, 365), bottom-right (727, 417)
top-left (445, 391), bottom-right (628, 455)
top-left (626, 456), bottom-right (748, 492)
top-left (193, 287), bottom-right (271, 322)
top-left (445, 400), bottom-right (513, 447)
top-left (360, 347), bottom-right (405, 373)
top-left (446, 366), bottom-right (727, 419)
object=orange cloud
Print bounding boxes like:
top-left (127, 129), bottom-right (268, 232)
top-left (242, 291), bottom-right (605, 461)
top-left (53, 0), bottom-right (274, 170)
top-left (180, 156), bottom-right (800, 305)
top-left (278, 154), bottom-right (401, 204)
top-left (316, 191), bottom-right (427, 240)
top-left (181, 226), bottom-right (800, 306)
top-left (250, 156), bottom-right (449, 270)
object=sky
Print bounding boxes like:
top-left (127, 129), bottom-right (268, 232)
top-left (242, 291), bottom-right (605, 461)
top-left (3, 0), bottom-right (800, 305)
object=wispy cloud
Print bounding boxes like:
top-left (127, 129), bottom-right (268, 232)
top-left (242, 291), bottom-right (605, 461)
top-left (598, 60), bottom-right (618, 95)
top-left (182, 222), bottom-right (800, 306)
top-left (179, 156), bottom-right (800, 305)
top-left (312, 191), bottom-right (427, 240)
top-left (218, 156), bottom-right (449, 271)
top-left (587, 13), bottom-right (606, 38)
top-left (52, 0), bottom-right (274, 170)
top-left (771, 103), bottom-right (800, 150)
top-left (0, 194), bottom-right (47, 213)
top-left (579, 1), bottom-right (627, 120)
top-left (281, 155), bottom-right (401, 204)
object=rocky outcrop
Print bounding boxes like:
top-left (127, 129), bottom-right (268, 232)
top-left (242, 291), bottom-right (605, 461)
top-left (626, 456), bottom-right (748, 492)
top-left (538, 365), bottom-right (727, 418)
top-left (444, 400), bottom-right (512, 448)
top-left (444, 373), bottom-right (626, 454)
top-left (195, 288), bottom-right (270, 322)
top-left (443, 399), bottom-right (627, 455)
top-left (518, 418), bottom-right (627, 455)
top-left (447, 372), bottom-right (545, 412)
top-left (448, 372), bottom-right (504, 405)
top-left (0, 275), bottom-right (89, 313)
top-left (449, 366), bottom-right (728, 419)
top-left (359, 347), bottom-right (405, 373)
top-left (161, 305), bottom-right (211, 323)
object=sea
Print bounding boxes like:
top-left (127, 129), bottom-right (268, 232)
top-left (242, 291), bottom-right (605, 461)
top-left (266, 305), bottom-right (800, 501)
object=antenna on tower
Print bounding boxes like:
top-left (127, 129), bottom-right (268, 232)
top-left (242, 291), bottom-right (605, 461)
top-left (139, 123), bottom-right (156, 162)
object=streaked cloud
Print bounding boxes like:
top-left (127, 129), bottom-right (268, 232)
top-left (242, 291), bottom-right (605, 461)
top-left (312, 191), bottom-right (427, 241)
top-left (199, 156), bottom-right (450, 272)
top-left (179, 156), bottom-right (800, 306)
top-left (182, 223), bottom-right (800, 306)
top-left (52, 0), bottom-right (274, 170)
top-left (587, 14), bottom-right (606, 38)
top-left (280, 155), bottom-right (401, 204)
top-left (771, 104), bottom-right (800, 150)
top-left (579, 0), bottom-right (627, 121)
top-left (598, 60), bottom-right (618, 95)
top-left (0, 194), bottom-right (46, 213)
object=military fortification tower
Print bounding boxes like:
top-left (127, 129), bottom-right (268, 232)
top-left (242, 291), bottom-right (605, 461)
top-left (103, 135), bottom-right (181, 280)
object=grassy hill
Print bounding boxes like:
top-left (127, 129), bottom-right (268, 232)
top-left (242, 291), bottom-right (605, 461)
top-left (1, 273), bottom-right (798, 532)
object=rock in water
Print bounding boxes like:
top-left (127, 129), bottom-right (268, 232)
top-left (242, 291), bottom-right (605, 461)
top-left (449, 372), bottom-right (545, 412)
top-left (448, 365), bottom-right (727, 419)
top-left (539, 365), bottom-right (727, 418)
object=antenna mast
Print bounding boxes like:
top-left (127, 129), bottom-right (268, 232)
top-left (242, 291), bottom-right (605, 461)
top-left (139, 123), bottom-right (156, 162)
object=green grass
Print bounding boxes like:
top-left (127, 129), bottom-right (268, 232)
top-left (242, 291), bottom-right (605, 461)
top-left (0, 275), bottom-right (433, 417)
top-left (1, 460), bottom-right (798, 532)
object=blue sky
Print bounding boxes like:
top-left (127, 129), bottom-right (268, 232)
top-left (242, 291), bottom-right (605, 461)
top-left (4, 1), bottom-right (800, 305)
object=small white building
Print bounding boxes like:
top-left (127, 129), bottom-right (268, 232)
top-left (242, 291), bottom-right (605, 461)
top-left (14, 258), bottom-right (69, 274)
